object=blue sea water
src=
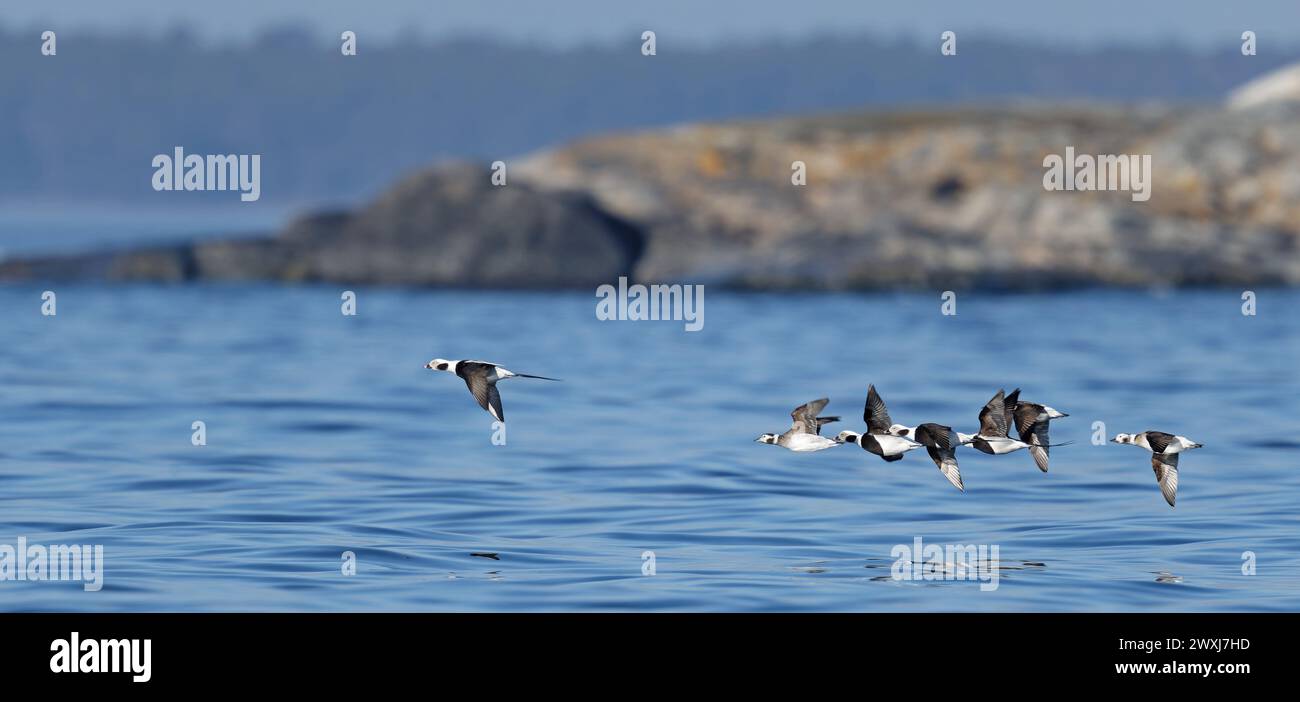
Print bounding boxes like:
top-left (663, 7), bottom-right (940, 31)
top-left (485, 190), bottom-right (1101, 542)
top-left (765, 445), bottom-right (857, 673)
top-left (0, 284), bottom-right (1297, 611)
top-left (0, 206), bottom-right (284, 258)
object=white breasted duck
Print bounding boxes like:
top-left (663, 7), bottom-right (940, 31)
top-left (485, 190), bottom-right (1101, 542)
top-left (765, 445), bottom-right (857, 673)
top-left (756, 398), bottom-right (841, 452)
top-left (1112, 431), bottom-right (1203, 507)
top-left (425, 358), bottom-right (560, 422)
top-left (848, 384), bottom-right (961, 491)
top-left (959, 389), bottom-right (1038, 456)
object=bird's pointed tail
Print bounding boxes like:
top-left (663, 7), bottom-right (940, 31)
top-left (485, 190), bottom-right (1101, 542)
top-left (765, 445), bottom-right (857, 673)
top-left (515, 373), bottom-right (562, 381)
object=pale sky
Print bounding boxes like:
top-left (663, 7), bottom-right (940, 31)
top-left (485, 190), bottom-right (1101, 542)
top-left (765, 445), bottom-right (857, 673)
top-left (5, 0), bottom-right (1299, 47)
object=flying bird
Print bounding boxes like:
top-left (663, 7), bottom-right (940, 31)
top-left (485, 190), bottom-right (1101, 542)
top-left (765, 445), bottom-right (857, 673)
top-left (1112, 431), bottom-right (1203, 507)
top-left (960, 389), bottom-right (1039, 456)
top-left (863, 384), bottom-right (965, 491)
top-left (424, 358), bottom-right (560, 422)
top-left (755, 398), bottom-right (841, 452)
top-left (834, 429), bottom-right (924, 463)
top-left (1005, 388), bottom-right (1069, 472)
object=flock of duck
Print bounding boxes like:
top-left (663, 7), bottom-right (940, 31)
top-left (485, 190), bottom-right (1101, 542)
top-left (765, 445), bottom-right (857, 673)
top-left (757, 385), bottom-right (1201, 508)
top-left (422, 358), bottom-right (1203, 508)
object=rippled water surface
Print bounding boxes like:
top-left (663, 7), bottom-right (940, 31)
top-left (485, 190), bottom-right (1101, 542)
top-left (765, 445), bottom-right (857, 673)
top-left (1, 285), bottom-right (1298, 611)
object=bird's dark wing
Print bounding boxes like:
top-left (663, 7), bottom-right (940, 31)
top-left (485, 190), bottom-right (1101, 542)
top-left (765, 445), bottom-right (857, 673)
top-left (925, 445), bottom-right (964, 492)
top-left (915, 423), bottom-right (955, 450)
top-left (1003, 389), bottom-right (1021, 435)
top-left (915, 423), bottom-right (962, 490)
top-left (1013, 402), bottom-right (1042, 438)
top-left (463, 373), bottom-right (504, 422)
top-left (815, 416), bottom-right (841, 436)
top-left (977, 390), bottom-right (1009, 437)
top-left (1151, 452), bottom-right (1179, 507)
top-left (864, 385), bottom-right (893, 435)
top-left (455, 361), bottom-right (497, 381)
top-left (1025, 421), bottom-right (1051, 472)
top-left (1011, 404), bottom-right (1051, 471)
top-left (1145, 431), bottom-right (1176, 454)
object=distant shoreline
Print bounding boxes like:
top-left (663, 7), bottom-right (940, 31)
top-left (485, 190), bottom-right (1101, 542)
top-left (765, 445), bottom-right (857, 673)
top-left (5, 98), bottom-right (1300, 290)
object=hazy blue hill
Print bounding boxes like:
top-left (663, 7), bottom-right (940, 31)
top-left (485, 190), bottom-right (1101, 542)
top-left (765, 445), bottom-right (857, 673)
top-left (2, 25), bottom-right (1296, 204)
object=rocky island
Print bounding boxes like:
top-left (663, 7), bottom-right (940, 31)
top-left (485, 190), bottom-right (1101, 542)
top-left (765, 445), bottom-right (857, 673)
top-left (5, 67), bottom-right (1300, 290)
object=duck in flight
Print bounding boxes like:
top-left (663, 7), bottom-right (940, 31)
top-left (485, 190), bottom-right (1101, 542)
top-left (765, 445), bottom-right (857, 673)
top-left (959, 389), bottom-right (1043, 457)
top-left (424, 359), bottom-right (560, 422)
top-left (755, 398), bottom-right (840, 452)
top-left (1004, 388), bottom-right (1069, 472)
top-left (1112, 431), bottom-right (1203, 507)
top-left (857, 384), bottom-right (965, 492)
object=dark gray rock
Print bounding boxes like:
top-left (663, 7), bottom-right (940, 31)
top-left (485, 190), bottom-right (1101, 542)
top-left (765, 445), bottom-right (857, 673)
top-left (1, 164), bottom-right (644, 288)
top-left (284, 164), bottom-right (643, 287)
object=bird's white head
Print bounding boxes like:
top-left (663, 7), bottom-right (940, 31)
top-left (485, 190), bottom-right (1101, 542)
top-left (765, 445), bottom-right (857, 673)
top-left (1111, 433), bottom-right (1134, 445)
top-left (834, 431), bottom-right (860, 445)
top-left (755, 433), bottom-right (778, 445)
top-left (425, 358), bottom-right (455, 372)
top-left (887, 423), bottom-right (915, 440)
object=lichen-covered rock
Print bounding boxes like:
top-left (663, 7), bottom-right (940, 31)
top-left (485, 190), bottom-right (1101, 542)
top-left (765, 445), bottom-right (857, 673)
top-left (515, 104), bottom-right (1300, 288)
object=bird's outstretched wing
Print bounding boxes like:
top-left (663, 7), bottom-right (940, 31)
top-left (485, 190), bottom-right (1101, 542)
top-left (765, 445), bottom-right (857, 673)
top-left (1151, 452), bottom-right (1179, 507)
top-left (977, 390), bottom-right (1010, 437)
top-left (916, 423), bottom-right (963, 491)
top-left (864, 385), bottom-right (893, 435)
top-left (1025, 425), bottom-right (1051, 472)
top-left (463, 373), bottom-right (504, 421)
top-left (790, 398), bottom-right (830, 435)
top-left (927, 446), bottom-right (964, 492)
top-left (1003, 389), bottom-right (1021, 436)
top-left (1145, 431), bottom-right (1176, 454)
top-left (1014, 404), bottom-right (1051, 472)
